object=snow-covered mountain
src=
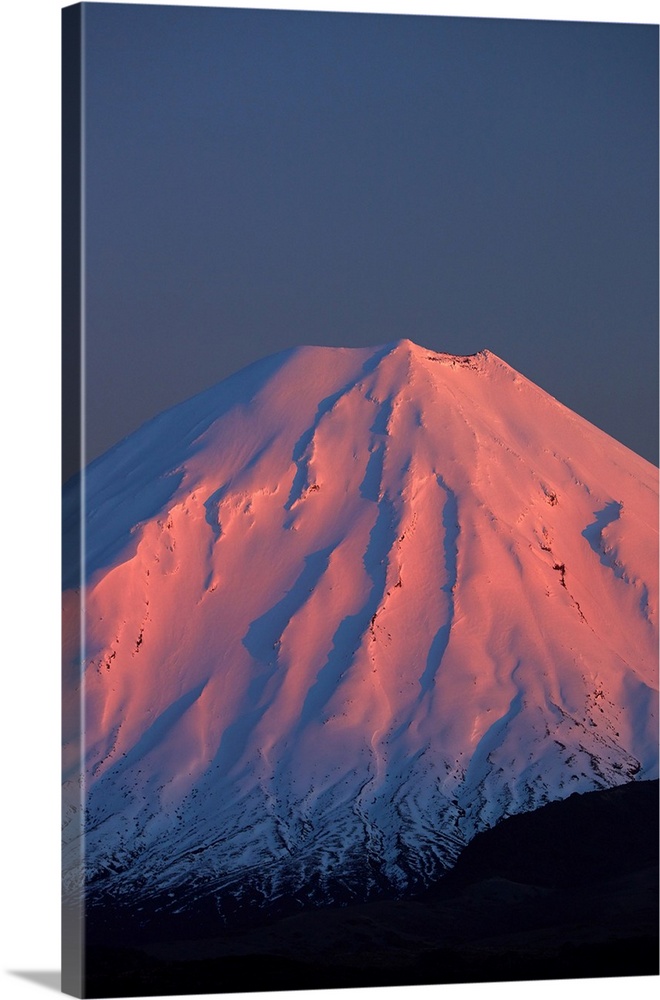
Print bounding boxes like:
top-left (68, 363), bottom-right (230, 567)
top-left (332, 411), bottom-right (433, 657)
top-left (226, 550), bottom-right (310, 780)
top-left (62, 340), bottom-right (658, 917)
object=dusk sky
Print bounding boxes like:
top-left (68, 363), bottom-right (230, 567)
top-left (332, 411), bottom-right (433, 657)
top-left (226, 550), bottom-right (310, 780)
top-left (78, 2), bottom-right (658, 476)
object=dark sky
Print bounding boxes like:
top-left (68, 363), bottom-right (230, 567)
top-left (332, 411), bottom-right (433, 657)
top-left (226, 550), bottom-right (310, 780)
top-left (79, 2), bottom-right (658, 475)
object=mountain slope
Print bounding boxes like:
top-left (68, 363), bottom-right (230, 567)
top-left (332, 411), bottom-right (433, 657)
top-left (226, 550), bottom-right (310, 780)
top-left (62, 340), bottom-right (658, 915)
top-left (83, 780), bottom-right (659, 995)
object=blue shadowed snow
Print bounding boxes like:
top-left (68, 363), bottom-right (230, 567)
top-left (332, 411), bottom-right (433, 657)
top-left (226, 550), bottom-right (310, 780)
top-left (243, 545), bottom-right (336, 664)
top-left (360, 442), bottom-right (386, 502)
top-left (418, 476), bottom-right (460, 695)
top-left (298, 497), bottom-right (398, 729)
top-left (581, 501), bottom-right (623, 572)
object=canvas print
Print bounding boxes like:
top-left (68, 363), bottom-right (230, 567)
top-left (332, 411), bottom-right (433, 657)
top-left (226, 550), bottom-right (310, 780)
top-left (62, 3), bottom-right (659, 997)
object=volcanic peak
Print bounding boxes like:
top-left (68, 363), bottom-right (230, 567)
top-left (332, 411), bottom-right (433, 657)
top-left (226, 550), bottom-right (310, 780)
top-left (62, 338), bottom-right (658, 917)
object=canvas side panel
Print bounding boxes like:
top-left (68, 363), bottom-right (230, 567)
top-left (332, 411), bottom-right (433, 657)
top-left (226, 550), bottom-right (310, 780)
top-left (62, 3), bottom-right (84, 997)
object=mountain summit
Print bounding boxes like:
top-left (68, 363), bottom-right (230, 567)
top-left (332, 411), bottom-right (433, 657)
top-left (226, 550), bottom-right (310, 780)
top-left (63, 341), bottom-right (658, 916)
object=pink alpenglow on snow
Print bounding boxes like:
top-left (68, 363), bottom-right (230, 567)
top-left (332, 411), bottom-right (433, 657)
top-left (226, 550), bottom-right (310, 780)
top-left (62, 340), bottom-right (659, 912)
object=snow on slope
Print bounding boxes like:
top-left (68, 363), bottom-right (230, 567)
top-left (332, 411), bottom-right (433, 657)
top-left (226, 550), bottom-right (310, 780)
top-left (62, 340), bottom-right (658, 914)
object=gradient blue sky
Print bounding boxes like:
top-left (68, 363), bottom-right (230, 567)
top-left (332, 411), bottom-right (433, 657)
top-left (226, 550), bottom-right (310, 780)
top-left (79, 1), bottom-right (658, 473)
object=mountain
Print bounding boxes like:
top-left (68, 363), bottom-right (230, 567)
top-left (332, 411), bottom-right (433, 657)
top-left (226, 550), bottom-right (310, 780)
top-left (62, 340), bottom-right (658, 924)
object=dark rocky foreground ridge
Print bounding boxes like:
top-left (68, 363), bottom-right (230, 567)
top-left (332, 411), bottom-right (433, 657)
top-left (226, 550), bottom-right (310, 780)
top-left (82, 778), bottom-right (659, 996)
